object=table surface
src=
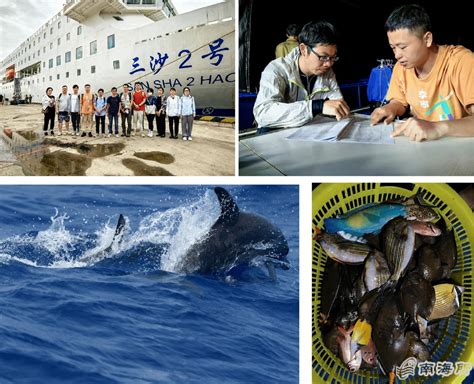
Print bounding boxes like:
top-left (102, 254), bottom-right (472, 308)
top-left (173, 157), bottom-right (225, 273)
top-left (239, 127), bottom-right (474, 176)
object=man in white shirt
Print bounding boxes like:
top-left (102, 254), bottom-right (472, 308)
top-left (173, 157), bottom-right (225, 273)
top-left (57, 85), bottom-right (71, 136)
top-left (253, 21), bottom-right (350, 132)
top-left (70, 84), bottom-right (81, 136)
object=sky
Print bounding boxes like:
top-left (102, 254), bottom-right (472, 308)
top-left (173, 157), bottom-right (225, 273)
top-left (0, 0), bottom-right (225, 61)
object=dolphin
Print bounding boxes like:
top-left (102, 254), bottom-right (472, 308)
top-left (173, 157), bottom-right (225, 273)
top-left (174, 187), bottom-right (290, 276)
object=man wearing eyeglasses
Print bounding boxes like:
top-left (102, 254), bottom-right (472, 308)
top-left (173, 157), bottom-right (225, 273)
top-left (253, 21), bottom-right (350, 130)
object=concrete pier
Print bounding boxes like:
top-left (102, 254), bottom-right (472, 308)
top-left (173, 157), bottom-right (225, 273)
top-left (0, 104), bottom-right (235, 176)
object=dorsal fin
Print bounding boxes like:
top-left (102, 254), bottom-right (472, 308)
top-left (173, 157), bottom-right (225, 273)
top-left (214, 187), bottom-right (240, 226)
top-left (104, 214), bottom-right (126, 252)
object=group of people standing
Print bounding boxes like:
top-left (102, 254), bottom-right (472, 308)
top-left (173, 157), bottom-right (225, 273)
top-left (41, 83), bottom-right (196, 140)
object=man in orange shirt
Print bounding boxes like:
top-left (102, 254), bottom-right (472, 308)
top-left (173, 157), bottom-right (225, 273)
top-left (371, 4), bottom-right (474, 141)
top-left (80, 84), bottom-right (95, 137)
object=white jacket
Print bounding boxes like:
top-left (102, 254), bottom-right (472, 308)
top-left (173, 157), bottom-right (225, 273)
top-left (253, 47), bottom-right (343, 128)
top-left (42, 95), bottom-right (55, 110)
top-left (166, 96), bottom-right (181, 117)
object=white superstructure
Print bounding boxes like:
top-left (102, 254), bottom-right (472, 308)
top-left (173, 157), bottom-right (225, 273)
top-left (0, 0), bottom-right (235, 115)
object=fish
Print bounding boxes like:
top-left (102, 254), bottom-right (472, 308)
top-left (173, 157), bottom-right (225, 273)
top-left (360, 339), bottom-right (377, 367)
top-left (350, 289), bottom-right (382, 348)
top-left (399, 271), bottom-right (435, 321)
top-left (383, 218), bottom-right (417, 283)
top-left (407, 336), bottom-right (430, 363)
top-left (417, 245), bottom-right (443, 282)
top-left (432, 227), bottom-right (457, 279)
top-left (324, 199), bottom-right (439, 238)
top-left (323, 325), bottom-right (341, 356)
top-left (318, 232), bottom-right (372, 265)
top-left (334, 265), bottom-right (362, 329)
top-left (336, 325), bottom-right (363, 372)
top-left (373, 295), bottom-right (414, 384)
top-left (411, 221), bottom-right (442, 236)
top-left (320, 259), bottom-right (341, 325)
top-left (324, 204), bottom-right (407, 237)
top-left (363, 250), bottom-right (391, 292)
top-left (427, 284), bottom-right (464, 321)
top-left (403, 203), bottom-right (439, 222)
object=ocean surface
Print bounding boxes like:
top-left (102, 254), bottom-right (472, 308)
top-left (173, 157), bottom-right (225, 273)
top-left (0, 185), bottom-right (299, 384)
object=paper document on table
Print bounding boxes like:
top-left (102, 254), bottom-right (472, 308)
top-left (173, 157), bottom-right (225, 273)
top-left (285, 119), bottom-right (352, 141)
top-left (342, 120), bottom-right (394, 144)
top-left (285, 116), bottom-right (394, 144)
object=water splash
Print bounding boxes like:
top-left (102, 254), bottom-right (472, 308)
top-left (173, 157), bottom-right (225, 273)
top-left (34, 208), bottom-right (81, 259)
top-left (0, 190), bottom-right (221, 272)
top-left (160, 189), bottom-right (220, 272)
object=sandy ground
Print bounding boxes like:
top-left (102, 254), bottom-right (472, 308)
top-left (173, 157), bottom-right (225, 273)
top-left (0, 104), bottom-right (235, 176)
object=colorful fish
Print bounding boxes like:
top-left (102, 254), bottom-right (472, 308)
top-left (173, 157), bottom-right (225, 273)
top-left (324, 200), bottom-right (438, 238)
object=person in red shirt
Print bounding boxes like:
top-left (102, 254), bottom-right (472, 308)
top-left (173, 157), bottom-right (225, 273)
top-left (132, 82), bottom-right (146, 137)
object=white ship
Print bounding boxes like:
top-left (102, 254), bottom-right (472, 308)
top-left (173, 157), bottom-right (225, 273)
top-left (0, 0), bottom-right (235, 116)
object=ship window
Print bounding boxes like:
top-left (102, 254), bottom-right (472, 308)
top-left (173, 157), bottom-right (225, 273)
top-left (38, 50), bottom-right (40, 56)
top-left (43, 47), bottom-right (46, 53)
top-left (65, 51), bottom-right (71, 63)
top-left (91, 65), bottom-right (96, 73)
top-left (50, 27), bottom-right (53, 35)
top-left (127, 0), bottom-right (140, 4)
top-left (67, 33), bottom-right (70, 41)
top-left (77, 26), bottom-right (82, 35)
top-left (76, 46), bottom-right (83, 60)
top-left (142, 0), bottom-right (156, 4)
top-left (77, 69), bottom-right (81, 76)
top-left (58, 21), bottom-right (61, 29)
top-left (90, 40), bottom-right (97, 55)
top-left (57, 74), bottom-right (60, 80)
top-left (58, 38), bottom-right (61, 46)
top-left (50, 42), bottom-right (53, 50)
top-left (66, 72), bottom-right (69, 78)
top-left (43, 77), bottom-right (45, 83)
top-left (56, 55), bottom-right (61, 66)
top-left (113, 16), bottom-right (124, 21)
top-left (49, 59), bottom-right (53, 68)
top-left (44, 32), bottom-right (46, 39)
top-left (113, 60), bottom-right (120, 69)
top-left (107, 34), bottom-right (115, 49)
top-left (49, 75), bottom-right (52, 81)
top-left (67, 17), bottom-right (70, 23)
top-left (43, 62), bottom-right (45, 68)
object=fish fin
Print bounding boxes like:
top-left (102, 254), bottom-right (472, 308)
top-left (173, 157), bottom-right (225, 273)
top-left (363, 212), bottom-right (380, 222)
top-left (214, 187), bottom-right (240, 226)
top-left (336, 231), bottom-right (367, 243)
top-left (265, 261), bottom-right (277, 281)
top-left (104, 214), bottom-right (126, 253)
top-left (351, 319), bottom-right (372, 346)
top-left (404, 193), bottom-right (437, 209)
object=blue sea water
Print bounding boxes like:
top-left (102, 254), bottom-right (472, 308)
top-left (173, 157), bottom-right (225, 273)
top-left (0, 185), bottom-right (299, 384)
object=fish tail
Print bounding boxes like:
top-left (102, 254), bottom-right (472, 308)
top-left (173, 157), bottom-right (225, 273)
top-left (351, 319), bottom-right (372, 346)
top-left (389, 371), bottom-right (395, 384)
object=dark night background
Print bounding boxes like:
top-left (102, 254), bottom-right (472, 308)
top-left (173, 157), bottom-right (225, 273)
top-left (239, 0), bottom-right (474, 127)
